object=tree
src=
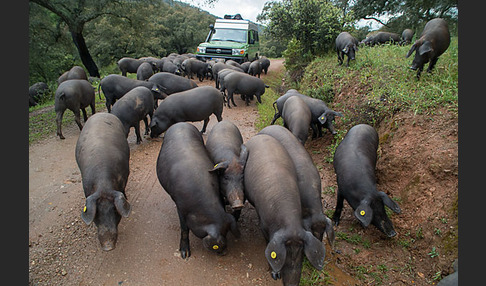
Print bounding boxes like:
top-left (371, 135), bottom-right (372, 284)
top-left (352, 0), bottom-right (458, 30)
top-left (29, 0), bottom-right (133, 77)
top-left (258, 0), bottom-right (342, 55)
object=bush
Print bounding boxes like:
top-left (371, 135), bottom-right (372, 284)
top-left (282, 38), bottom-right (314, 82)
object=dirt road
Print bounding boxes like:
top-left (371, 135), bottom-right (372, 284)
top-left (29, 59), bottom-right (303, 285)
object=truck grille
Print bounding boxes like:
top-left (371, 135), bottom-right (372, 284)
top-left (206, 47), bottom-right (232, 55)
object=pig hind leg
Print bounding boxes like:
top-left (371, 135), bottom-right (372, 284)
top-left (143, 116), bottom-right (149, 135)
top-left (73, 108), bottom-right (84, 131)
top-left (427, 57), bottom-right (439, 73)
top-left (200, 118), bottom-right (210, 133)
top-left (81, 108), bottom-right (88, 122)
top-left (176, 208), bottom-right (191, 259)
top-left (56, 110), bottom-right (66, 139)
top-left (134, 122), bottom-right (142, 144)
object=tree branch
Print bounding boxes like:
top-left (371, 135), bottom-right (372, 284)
top-left (29, 0), bottom-right (71, 24)
top-left (362, 16), bottom-right (390, 27)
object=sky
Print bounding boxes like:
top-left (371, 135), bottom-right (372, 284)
top-left (179, 0), bottom-right (383, 29)
top-left (178, 0), bottom-right (274, 23)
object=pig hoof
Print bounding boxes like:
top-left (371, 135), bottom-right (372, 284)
top-left (180, 249), bottom-right (190, 259)
top-left (271, 271), bottom-right (281, 280)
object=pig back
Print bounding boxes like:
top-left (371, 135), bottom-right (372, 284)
top-left (75, 113), bottom-right (129, 193)
top-left (258, 125), bottom-right (321, 201)
top-left (206, 120), bottom-right (243, 163)
top-left (112, 86), bottom-right (154, 117)
top-left (156, 123), bottom-right (222, 214)
top-left (333, 124), bottom-right (378, 187)
top-left (336, 32), bottom-right (357, 49)
top-left (244, 134), bottom-right (302, 231)
top-left (421, 18), bottom-right (450, 55)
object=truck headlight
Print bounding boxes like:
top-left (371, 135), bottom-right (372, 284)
top-left (197, 46), bottom-right (206, 53)
top-left (232, 49), bottom-right (245, 56)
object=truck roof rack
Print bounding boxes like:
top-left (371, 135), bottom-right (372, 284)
top-left (223, 14), bottom-right (243, 20)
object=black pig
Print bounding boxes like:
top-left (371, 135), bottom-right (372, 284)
top-left (270, 89), bottom-right (343, 138)
top-left (206, 120), bottom-right (248, 212)
top-left (99, 74), bottom-right (164, 112)
top-left (149, 86), bottom-right (224, 137)
top-left (111, 86), bottom-right (154, 144)
top-left (258, 125), bottom-right (335, 245)
top-left (55, 79), bottom-right (96, 139)
top-left (406, 18), bottom-right (450, 78)
top-left (335, 32), bottom-right (359, 67)
top-left (156, 122), bottom-right (240, 259)
top-left (281, 95), bottom-right (312, 145)
top-left (333, 124), bottom-right (401, 237)
top-left (244, 134), bottom-right (325, 285)
top-left (222, 70), bottom-right (268, 108)
top-left (75, 113), bottom-right (131, 251)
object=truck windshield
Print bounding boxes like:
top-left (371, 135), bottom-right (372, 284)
top-left (210, 29), bottom-right (247, 43)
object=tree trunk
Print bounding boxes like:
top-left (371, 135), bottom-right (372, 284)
top-left (70, 31), bottom-right (100, 78)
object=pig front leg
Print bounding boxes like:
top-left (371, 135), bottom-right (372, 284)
top-left (332, 191), bottom-right (345, 226)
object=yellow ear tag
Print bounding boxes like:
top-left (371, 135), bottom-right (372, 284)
top-left (321, 117), bottom-right (325, 120)
top-left (214, 164), bottom-right (219, 168)
top-left (83, 205), bottom-right (87, 213)
top-left (360, 210), bottom-right (365, 216)
top-left (212, 245), bottom-right (219, 250)
top-left (271, 251), bottom-right (277, 259)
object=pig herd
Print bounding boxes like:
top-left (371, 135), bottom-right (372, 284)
top-left (339, 18), bottom-right (451, 79)
top-left (46, 18), bottom-right (453, 285)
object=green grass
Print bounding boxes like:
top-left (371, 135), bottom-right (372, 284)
top-left (300, 37), bottom-right (458, 118)
top-left (255, 63), bottom-right (287, 130)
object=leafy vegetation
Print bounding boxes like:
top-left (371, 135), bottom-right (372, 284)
top-left (29, 0), bottom-right (216, 85)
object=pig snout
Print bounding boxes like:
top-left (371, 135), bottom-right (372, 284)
top-left (377, 218), bottom-right (397, 238)
top-left (387, 229), bottom-right (397, 238)
top-left (227, 190), bottom-right (245, 210)
top-left (97, 225), bottom-right (118, 251)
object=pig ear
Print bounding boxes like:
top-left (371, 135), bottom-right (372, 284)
top-left (113, 191), bottom-right (131, 217)
top-left (317, 112), bottom-right (328, 124)
top-left (239, 144), bottom-right (249, 166)
top-left (149, 118), bottom-right (157, 128)
top-left (324, 216), bottom-right (335, 246)
top-left (265, 233), bottom-right (287, 273)
top-left (406, 43), bottom-right (417, 58)
top-left (418, 41), bottom-right (433, 55)
top-left (303, 230), bottom-right (326, 270)
top-left (81, 193), bottom-right (100, 225)
top-left (354, 203), bottom-right (373, 227)
top-left (209, 161), bottom-right (229, 172)
top-left (378, 191), bottom-right (401, 214)
top-left (333, 111), bottom-right (344, 118)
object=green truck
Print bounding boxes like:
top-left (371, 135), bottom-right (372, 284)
top-left (196, 14), bottom-right (260, 63)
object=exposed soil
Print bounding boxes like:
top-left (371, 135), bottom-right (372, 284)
top-left (29, 58), bottom-right (457, 286)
